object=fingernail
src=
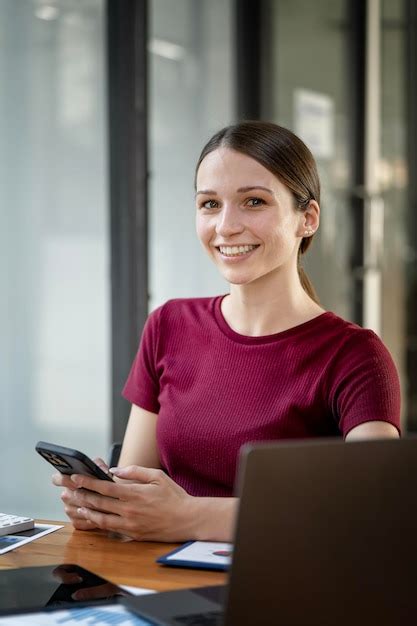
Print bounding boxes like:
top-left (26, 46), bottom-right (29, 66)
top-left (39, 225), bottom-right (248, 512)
top-left (77, 507), bottom-right (87, 515)
top-left (70, 575), bottom-right (83, 584)
top-left (109, 467), bottom-right (122, 475)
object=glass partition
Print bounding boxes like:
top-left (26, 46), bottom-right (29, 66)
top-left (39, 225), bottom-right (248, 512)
top-left (0, 0), bottom-right (110, 518)
top-left (148, 0), bottom-right (235, 311)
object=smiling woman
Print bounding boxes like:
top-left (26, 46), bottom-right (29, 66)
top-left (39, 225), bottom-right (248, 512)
top-left (195, 147), bottom-right (319, 306)
top-left (53, 121), bottom-right (401, 543)
top-left (195, 122), bottom-right (321, 306)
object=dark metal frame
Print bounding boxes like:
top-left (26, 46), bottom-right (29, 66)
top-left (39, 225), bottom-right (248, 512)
top-left (107, 0), bottom-right (148, 443)
top-left (347, 0), bottom-right (367, 325)
top-left (235, 0), bottom-right (263, 120)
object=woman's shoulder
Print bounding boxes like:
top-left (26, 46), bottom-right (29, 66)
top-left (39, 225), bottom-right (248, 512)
top-left (321, 312), bottom-right (396, 372)
top-left (290, 311), bottom-right (380, 354)
top-left (319, 311), bottom-right (381, 343)
top-left (148, 295), bottom-right (223, 326)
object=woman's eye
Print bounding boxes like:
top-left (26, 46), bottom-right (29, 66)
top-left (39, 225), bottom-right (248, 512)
top-left (201, 199), bottom-right (218, 209)
top-left (246, 197), bottom-right (265, 207)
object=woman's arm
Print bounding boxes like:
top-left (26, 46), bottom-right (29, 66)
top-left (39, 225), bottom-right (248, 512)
top-left (345, 420), bottom-right (400, 441)
top-left (188, 495), bottom-right (238, 542)
top-left (118, 404), bottom-right (161, 468)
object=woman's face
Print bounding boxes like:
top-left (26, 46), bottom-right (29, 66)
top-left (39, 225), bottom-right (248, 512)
top-left (195, 147), bottom-right (315, 287)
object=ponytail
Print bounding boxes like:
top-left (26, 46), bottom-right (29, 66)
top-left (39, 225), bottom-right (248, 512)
top-left (297, 246), bottom-right (320, 304)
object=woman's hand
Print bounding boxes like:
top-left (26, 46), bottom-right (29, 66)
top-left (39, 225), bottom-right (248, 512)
top-left (61, 465), bottom-right (196, 542)
top-left (52, 458), bottom-right (109, 531)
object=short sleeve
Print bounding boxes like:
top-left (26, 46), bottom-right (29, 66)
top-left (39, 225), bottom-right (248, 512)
top-left (122, 307), bottom-right (162, 413)
top-left (328, 330), bottom-right (401, 437)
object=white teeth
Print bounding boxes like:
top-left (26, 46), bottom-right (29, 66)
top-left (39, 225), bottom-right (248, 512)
top-left (218, 244), bottom-right (258, 257)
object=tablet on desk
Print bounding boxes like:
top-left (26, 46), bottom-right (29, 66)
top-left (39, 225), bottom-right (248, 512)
top-left (0, 564), bottom-right (131, 616)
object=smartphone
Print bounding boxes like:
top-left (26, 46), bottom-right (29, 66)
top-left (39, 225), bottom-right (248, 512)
top-left (35, 441), bottom-right (114, 481)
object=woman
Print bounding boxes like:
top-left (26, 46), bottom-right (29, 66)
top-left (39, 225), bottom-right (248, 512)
top-left (54, 121), bottom-right (400, 542)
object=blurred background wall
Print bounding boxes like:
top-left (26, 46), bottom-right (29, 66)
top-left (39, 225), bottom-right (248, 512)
top-left (1, 0), bottom-right (416, 518)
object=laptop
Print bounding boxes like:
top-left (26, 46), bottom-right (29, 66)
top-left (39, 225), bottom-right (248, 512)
top-left (121, 437), bottom-right (417, 625)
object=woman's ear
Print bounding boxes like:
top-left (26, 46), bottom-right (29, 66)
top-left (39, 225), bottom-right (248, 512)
top-left (297, 200), bottom-right (320, 238)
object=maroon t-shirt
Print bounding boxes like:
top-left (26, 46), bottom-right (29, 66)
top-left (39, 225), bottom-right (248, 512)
top-left (123, 296), bottom-right (401, 497)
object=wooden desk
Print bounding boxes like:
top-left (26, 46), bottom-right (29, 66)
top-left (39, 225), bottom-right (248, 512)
top-left (0, 521), bottom-right (227, 592)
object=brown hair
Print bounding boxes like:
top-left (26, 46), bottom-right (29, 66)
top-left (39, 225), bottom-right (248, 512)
top-left (195, 120), bottom-right (320, 303)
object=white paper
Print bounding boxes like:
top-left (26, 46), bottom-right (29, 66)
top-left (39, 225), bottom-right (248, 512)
top-left (119, 585), bottom-right (156, 596)
top-left (294, 88), bottom-right (334, 159)
top-left (0, 524), bottom-right (63, 555)
top-left (0, 604), bottom-right (152, 625)
top-left (166, 541), bottom-right (233, 566)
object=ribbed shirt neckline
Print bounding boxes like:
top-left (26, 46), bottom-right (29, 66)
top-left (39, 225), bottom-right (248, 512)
top-left (212, 294), bottom-right (334, 345)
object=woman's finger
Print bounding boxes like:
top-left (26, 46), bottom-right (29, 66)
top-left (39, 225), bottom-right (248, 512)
top-left (52, 472), bottom-right (77, 489)
top-left (110, 465), bottom-right (163, 483)
top-left (76, 507), bottom-right (132, 536)
top-left (69, 488), bottom-right (122, 516)
top-left (63, 503), bottom-right (97, 530)
top-left (93, 457), bottom-right (109, 472)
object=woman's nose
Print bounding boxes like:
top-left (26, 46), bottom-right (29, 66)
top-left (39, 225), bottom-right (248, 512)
top-left (215, 205), bottom-right (244, 237)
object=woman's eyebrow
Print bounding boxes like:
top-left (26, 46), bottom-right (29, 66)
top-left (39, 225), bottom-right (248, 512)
top-left (196, 189), bottom-right (216, 196)
top-left (237, 185), bottom-right (275, 195)
top-left (196, 185), bottom-right (275, 197)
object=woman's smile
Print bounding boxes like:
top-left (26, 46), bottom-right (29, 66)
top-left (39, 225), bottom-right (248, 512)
top-left (216, 243), bottom-right (260, 259)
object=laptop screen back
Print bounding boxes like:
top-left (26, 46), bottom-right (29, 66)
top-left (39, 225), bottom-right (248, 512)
top-left (225, 438), bottom-right (417, 626)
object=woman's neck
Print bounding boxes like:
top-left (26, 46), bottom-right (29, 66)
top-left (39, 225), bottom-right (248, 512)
top-left (222, 272), bottom-right (325, 337)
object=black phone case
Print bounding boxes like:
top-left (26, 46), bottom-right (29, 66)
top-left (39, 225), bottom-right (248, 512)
top-left (35, 441), bottom-right (113, 481)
